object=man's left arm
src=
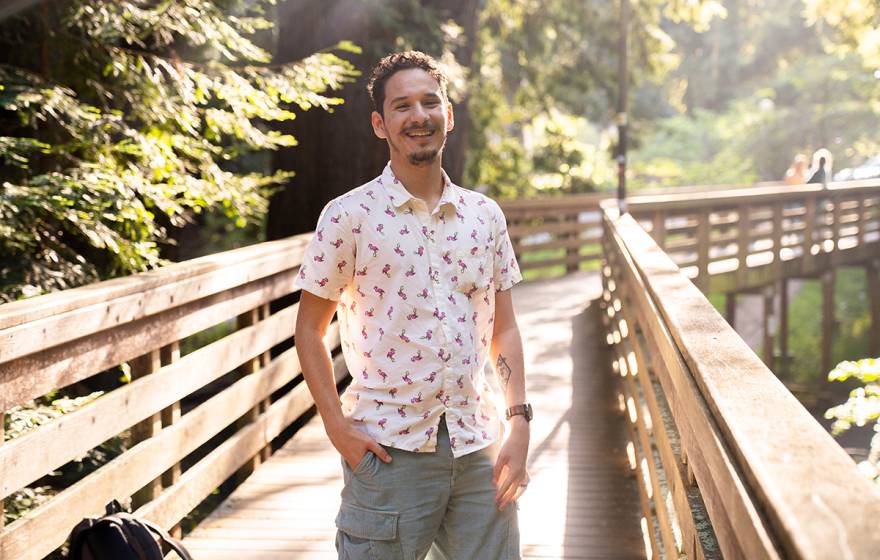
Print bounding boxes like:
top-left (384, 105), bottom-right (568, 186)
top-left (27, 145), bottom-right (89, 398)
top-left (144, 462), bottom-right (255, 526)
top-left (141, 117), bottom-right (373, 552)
top-left (490, 287), bottom-right (530, 511)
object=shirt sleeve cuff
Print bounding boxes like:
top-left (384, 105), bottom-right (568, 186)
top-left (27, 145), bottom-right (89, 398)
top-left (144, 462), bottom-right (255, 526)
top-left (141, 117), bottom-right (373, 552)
top-left (495, 270), bottom-right (523, 292)
top-left (295, 279), bottom-right (343, 302)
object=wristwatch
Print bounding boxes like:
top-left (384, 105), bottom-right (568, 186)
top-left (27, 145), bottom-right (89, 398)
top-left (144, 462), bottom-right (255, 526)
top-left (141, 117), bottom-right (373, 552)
top-left (505, 403), bottom-right (533, 422)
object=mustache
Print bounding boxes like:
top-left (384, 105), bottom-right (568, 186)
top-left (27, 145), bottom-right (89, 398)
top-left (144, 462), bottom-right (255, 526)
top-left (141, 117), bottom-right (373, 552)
top-left (402, 122), bottom-right (438, 134)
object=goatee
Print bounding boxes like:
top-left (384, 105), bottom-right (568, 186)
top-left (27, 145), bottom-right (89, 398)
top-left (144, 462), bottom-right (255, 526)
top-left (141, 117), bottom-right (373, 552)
top-left (408, 147), bottom-right (441, 166)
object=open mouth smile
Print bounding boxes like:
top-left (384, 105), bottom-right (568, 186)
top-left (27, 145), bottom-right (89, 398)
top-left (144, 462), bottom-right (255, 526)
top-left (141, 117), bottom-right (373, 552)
top-left (404, 128), bottom-right (436, 138)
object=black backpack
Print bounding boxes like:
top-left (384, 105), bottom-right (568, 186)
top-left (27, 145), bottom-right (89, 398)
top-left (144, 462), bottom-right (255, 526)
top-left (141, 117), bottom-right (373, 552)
top-left (66, 500), bottom-right (194, 560)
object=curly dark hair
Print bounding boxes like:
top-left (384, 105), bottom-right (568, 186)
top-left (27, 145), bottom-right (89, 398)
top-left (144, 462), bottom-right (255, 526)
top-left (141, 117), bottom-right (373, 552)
top-left (367, 51), bottom-right (448, 116)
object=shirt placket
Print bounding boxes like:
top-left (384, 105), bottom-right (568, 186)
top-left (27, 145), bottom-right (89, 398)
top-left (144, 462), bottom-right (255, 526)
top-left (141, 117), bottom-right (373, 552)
top-left (413, 202), bottom-right (459, 418)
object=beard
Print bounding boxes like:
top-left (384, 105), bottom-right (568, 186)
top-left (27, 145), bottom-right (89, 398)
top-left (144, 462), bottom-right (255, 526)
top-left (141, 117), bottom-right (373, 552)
top-left (408, 144), bottom-right (444, 166)
top-left (386, 122), bottom-right (447, 167)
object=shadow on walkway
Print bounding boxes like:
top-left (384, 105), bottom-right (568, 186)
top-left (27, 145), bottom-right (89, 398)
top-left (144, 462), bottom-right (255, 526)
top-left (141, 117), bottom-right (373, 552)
top-left (564, 300), bottom-right (645, 559)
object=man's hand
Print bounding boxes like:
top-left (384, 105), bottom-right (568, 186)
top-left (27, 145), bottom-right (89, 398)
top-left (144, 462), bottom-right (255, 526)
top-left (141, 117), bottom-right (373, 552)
top-left (327, 419), bottom-right (393, 470)
top-left (493, 417), bottom-right (530, 511)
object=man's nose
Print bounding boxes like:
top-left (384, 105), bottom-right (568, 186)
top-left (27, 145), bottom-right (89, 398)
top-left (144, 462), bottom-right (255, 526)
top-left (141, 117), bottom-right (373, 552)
top-left (411, 102), bottom-right (429, 122)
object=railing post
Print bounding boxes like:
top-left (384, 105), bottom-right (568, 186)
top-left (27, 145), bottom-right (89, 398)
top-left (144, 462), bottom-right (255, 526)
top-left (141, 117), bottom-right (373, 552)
top-left (652, 211), bottom-right (666, 250)
top-left (772, 202), bottom-right (783, 280)
top-left (159, 340), bottom-right (182, 537)
top-left (737, 204), bottom-right (749, 288)
top-left (857, 195), bottom-right (866, 249)
top-left (131, 349), bottom-right (163, 508)
top-left (565, 212), bottom-right (579, 273)
top-left (831, 194), bottom-right (841, 265)
top-left (762, 285), bottom-right (776, 369)
top-left (868, 260), bottom-right (880, 357)
top-left (802, 195), bottom-right (816, 272)
top-left (696, 208), bottom-right (710, 291)
top-left (235, 307), bottom-right (264, 482)
top-left (259, 303), bottom-right (272, 462)
top-left (725, 292), bottom-right (737, 328)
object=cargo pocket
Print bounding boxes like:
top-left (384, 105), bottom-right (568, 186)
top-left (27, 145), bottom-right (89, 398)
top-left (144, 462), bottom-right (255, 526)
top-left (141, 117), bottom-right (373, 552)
top-left (335, 502), bottom-right (403, 560)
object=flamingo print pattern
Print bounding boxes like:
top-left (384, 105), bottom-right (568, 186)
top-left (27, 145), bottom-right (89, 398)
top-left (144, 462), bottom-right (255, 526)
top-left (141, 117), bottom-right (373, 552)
top-left (295, 163), bottom-right (521, 457)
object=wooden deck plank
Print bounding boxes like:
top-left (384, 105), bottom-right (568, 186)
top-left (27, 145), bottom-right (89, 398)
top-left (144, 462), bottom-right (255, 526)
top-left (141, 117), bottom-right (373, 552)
top-left (183, 271), bottom-right (645, 559)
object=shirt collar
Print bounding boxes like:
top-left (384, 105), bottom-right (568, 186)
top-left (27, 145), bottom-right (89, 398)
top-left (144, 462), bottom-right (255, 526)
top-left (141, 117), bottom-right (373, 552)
top-left (378, 162), bottom-right (457, 211)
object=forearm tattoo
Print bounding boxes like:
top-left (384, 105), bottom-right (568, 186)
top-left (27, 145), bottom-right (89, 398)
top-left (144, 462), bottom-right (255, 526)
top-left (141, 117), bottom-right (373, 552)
top-left (496, 354), bottom-right (512, 390)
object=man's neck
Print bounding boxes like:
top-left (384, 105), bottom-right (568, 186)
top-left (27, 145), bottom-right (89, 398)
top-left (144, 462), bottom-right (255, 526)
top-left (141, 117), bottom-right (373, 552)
top-left (389, 157), bottom-right (445, 211)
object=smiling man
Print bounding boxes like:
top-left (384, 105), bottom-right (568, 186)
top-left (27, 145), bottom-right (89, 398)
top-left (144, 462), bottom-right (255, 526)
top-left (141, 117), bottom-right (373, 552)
top-left (294, 51), bottom-right (530, 560)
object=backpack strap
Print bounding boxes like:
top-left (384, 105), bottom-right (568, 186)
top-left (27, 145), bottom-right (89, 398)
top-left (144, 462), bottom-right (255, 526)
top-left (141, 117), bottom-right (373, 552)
top-left (138, 519), bottom-right (194, 560)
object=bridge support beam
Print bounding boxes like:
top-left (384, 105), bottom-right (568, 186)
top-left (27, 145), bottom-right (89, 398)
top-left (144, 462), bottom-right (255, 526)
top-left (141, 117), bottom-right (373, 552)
top-left (778, 278), bottom-right (789, 379)
top-left (725, 292), bottom-right (736, 329)
top-left (820, 271), bottom-right (835, 408)
top-left (869, 261), bottom-right (880, 357)
top-left (763, 286), bottom-right (776, 368)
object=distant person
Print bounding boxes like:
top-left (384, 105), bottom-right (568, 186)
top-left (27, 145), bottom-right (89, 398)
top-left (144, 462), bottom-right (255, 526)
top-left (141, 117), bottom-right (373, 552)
top-left (784, 154), bottom-right (809, 185)
top-left (808, 148), bottom-right (833, 185)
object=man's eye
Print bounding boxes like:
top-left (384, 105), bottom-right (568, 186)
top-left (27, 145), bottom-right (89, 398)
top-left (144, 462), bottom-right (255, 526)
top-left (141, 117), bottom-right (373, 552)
top-left (396, 104), bottom-right (409, 111)
top-left (425, 100), bottom-right (440, 107)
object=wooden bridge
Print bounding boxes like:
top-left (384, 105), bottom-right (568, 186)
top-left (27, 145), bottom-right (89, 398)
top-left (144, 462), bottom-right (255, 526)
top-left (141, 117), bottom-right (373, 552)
top-left (2, 180), bottom-right (880, 559)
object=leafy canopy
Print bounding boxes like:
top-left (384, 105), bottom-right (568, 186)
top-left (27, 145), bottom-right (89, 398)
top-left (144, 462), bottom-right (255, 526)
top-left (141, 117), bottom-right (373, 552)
top-left (465, 0), bottom-right (724, 198)
top-left (0, 0), bottom-right (357, 301)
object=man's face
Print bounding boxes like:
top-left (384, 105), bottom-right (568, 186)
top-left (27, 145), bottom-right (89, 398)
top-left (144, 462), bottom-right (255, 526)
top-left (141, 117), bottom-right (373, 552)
top-left (371, 68), bottom-right (454, 167)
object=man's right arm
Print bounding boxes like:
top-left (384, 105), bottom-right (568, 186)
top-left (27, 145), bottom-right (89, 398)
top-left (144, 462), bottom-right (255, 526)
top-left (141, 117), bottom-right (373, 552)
top-left (295, 290), bottom-right (392, 468)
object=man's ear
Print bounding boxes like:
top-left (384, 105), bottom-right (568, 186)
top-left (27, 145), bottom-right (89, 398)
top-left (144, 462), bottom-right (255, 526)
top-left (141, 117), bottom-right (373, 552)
top-left (371, 111), bottom-right (388, 139)
top-left (446, 102), bottom-right (455, 132)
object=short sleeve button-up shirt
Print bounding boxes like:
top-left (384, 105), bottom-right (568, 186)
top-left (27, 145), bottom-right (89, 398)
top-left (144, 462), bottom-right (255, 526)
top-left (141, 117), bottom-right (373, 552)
top-left (295, 163), bottom-right (522, 457)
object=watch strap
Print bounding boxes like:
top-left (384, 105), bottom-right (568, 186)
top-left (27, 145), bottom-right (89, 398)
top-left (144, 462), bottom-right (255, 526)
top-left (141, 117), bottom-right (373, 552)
top-left (505, 403), bottom-right (533, 421)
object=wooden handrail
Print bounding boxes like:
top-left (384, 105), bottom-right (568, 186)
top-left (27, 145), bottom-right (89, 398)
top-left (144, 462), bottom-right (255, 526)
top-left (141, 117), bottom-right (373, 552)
top-left (627, 180), bottom-right (880, 293)
top-left (601, 204), bottom-right (880, 559)
top-left (498, 179), bottom-right (880, 280)
top-left (0, 232), bottom-right (347, 560)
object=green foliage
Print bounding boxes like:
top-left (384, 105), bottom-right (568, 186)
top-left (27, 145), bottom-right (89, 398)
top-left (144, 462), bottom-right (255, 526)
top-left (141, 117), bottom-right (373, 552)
top-left (4, 486), bottom-right (53, 525)
top-left (466, 0), bottom-right (723, 198)
top-left (805, 0), bottom-right (880, 69)
top-left (0, 0), bottom-right (357, 301)
top-left (4, 391), bottom-right (130, 526)
top-left (630, 108), bottom-right (757, 189)
top-left (786, 269), bottom-right (871, 387)
top-left (629, 0), bottom-right (880, 188)
top-left (4, 391), bottom-right (104, 441)
top-left (825, 358), bottom-right (880, 486)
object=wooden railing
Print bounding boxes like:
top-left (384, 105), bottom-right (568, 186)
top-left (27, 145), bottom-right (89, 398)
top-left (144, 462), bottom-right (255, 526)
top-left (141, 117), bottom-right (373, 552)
top-left (499, 179), bottom-right (880, 281)
top-left (600, 183), bottom-right (880, 559)
top-left (627, 179), bottom-right (880, 293)
top-left (0, 235), bottom-right (348, 559)
top-left (501, 193), bottom-right (606, 274)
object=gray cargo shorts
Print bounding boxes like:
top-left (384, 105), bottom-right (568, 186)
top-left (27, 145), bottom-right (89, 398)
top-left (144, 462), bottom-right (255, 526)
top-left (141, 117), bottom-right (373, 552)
top-left (335, 417), bottom-right (521, 560)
